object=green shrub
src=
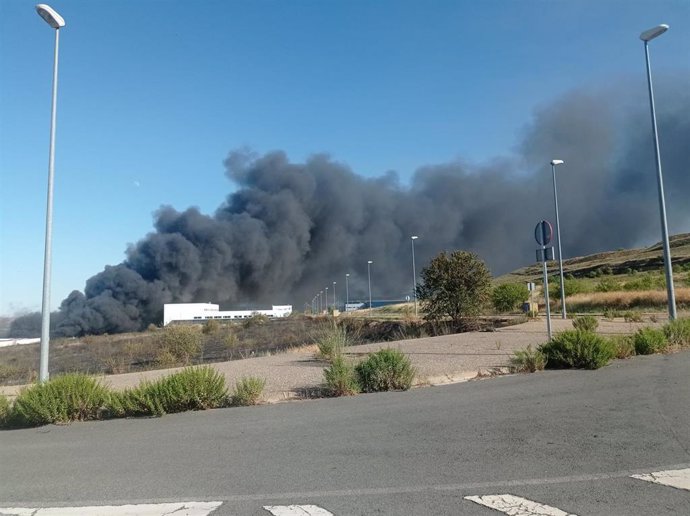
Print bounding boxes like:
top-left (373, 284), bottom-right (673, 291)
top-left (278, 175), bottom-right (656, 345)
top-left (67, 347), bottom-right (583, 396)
top-left (663, 318), bottom-right (690, 348)
top-left (632, 328), bottom-right (668, 355)
top-left (595, 278), bottom-right (618, 293)
top-left (551, 277), bottom-right (587, 299)
top-left (603, 308), bottom-right (623, 320)
top-left (624, 311), bottom-right (643, 323)
top-left (538, 330), bottom-right (616, 369)
top-left (9, 374), bottom-right (111, 427)
top-left (314, 323), bottom-right (353, 361)
top-left (355, 348), bottom-right (415, 392)
top-left (159, 325), bottom-right (202, 365)
top-left (492, 283), bottom-right (529, 313)
top-left (108, 366), bottom-right (228, 417)
top-left (510, 345), bottom-right (546, 373)
top-left (572, 315), bottom-right (599, 333)
top-left (610, 335), bottom-right (636, 359)
top-left (0, 395), bottom-right (10, 427)
top-left (323, 356), bottom-right (360, 396)
top-left (230, 376), bottom-right (266, 406)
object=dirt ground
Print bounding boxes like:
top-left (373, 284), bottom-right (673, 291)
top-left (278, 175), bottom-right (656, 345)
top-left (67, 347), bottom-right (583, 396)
top-left (0, 318), bottom-right (659, 402)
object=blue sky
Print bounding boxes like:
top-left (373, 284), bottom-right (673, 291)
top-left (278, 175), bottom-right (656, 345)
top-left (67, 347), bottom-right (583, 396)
top-left (0, 0), bottom-right (688, 316)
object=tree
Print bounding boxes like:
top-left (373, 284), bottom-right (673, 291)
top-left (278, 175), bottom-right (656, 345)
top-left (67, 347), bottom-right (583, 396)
top-left (416, 250), bottom-right (492, 322)
top-left (492, 283), bottom-right (529, 313)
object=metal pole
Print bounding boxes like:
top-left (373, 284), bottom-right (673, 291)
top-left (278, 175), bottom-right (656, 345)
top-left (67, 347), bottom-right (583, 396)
top-left (643, 40), bottom-right (677, 320)
top-left (551, 164), bottom-right (567, 319)
top-left (345, 274), bottom-right (350, 307)
top-left (333, 282), bottom-right (336, 311)
top-left (411, 236), bottom-right (418, 317)
top-left (542, 252), bottom-right (552, 340)
top-left (325, 287), bottom-right (329, 312)
top-left (39, 27), bottom-right (61, 382)
top-left (367, 261), bottom-right (373, 316)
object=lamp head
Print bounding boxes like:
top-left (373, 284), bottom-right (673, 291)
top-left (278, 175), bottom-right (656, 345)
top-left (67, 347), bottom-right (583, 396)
top-left (36, 4), bottom-right (65, 29)
top-left (551, 159), bottom-right (564, 166)
top-left (640, 24), bottom-right (669, 42)
top-left (411, 235), bottom-right (418, 240)
top-left (368, 260), bottom-right (373, 264)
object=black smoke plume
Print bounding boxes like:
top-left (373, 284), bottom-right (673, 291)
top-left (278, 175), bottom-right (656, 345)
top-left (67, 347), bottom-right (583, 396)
top-left (10, 85), bottom-right (690, 336)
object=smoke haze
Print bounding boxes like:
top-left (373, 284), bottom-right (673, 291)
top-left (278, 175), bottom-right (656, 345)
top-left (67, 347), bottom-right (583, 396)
top-left (11, 85), bottom-right (690, 336)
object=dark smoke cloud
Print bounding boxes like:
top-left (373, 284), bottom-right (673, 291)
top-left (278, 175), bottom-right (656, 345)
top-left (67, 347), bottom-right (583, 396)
top-left (10, 84), bottom-right (690, 337)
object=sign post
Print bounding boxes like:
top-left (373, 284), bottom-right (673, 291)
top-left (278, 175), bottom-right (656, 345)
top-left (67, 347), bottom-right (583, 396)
top-left (535, 221), bottom-right (554, 340)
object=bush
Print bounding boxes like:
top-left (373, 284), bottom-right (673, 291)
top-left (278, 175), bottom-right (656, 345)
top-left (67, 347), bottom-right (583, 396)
top-left (9, 374), bottom-right (111, 427)
top-left (230, 376), bottom-right (266, 406)
top-left (572, 315), bottom-right (599, 333)
top-left (610, 335), bottom-right (636, 359)
top-left (632, 328), bottom-right (668, 355)
top-left (0, 395), bottom-right (10, 426)
top-left (492, 283), bottom-right (529, 313)
top-left (355, 348), bottom-right (415, 392)
top-left (510, 345), bottom-right (546, 373)
top-left (663, 318), bottom-right (690, 348)
top-left (243, 313), bottom-right (269, 328)
top-left (551, 277), bottom-right (587, 299)
top-left (538, 330), bottom-right (616, 369)
top-left (108, 366), bottom-right (228, 417)
top-left (314, 323), bottom-right (352, 362)
top-left (603, 308), bottom-right (623, 320)
top-left (323, 356), bottom-right (360, 396)
top-left (623, 311), bottom-right (643, 323)
top-left (416, 250), bottom-right (492, 323)
top-left (595, 278), bottom-right (618, 293)
top-left (159, 325), bottom-right (202, 365)
top-left (202, 319), bottom-right (220, 335)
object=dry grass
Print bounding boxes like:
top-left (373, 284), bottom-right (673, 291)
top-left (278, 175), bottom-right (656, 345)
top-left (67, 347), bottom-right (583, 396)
top-left (567, 288), bottom-right (690, 311)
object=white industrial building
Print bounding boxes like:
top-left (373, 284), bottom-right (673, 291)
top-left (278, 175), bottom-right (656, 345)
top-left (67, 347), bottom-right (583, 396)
top-left (163, 303), bottom-right (292, 326)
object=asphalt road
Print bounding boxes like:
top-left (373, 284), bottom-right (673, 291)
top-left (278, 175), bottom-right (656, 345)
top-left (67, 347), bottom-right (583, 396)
top-left (1, 351), bottom-right (689, 515)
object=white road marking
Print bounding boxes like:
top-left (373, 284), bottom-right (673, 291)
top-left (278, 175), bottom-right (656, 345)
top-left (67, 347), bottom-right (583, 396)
top-left (263, 505), bottom-right (334, 516)
top-left (0, 501), bottom-right (223, 516)
top-left (464, 494), bottom-right (577, 516)
top-left (631, 467), bottom-right (690, 491)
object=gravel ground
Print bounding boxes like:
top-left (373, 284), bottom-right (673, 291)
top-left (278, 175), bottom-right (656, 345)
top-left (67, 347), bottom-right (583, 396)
top-left (0, 318), bottom-right (659, 402)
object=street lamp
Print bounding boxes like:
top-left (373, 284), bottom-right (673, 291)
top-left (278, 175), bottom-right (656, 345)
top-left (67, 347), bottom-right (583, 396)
top-left (367, 261), bottom-right (373, 316)
top-left (640, 24), bottom-right (676, 320)
top-left (333, 282), bottom-right (336, 311)
top-left (550, 160), bottom-right (567, 320)
top-left (411, 236), bottom-right (419, 317)
top-left (36, 4), bottom-right (66, 382)
top-left (325, 287), bottom-right (329, 312)
top-left (319, 291), bottom-right (323, 313)
top-left (345, 273), bottom-right (350, 308)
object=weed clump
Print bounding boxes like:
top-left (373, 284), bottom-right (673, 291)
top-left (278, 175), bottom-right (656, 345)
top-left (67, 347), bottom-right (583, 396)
top-left (230, 376), bottom-right (266, 406)
top-left (510, 345), bottom-right (546, 373)
top-left (0, 395), bottom-right (10, 426)
top-left (539, 330), bottom-right (615, 370)
top-left (314, 322), bottom-right (353, 362)
top-left (632, 328), bottom-right (668, 355)
top-left (324, 356), bottom-right (360, 396)
top-left (572, 315), bottom-right (599, 333)
top-left (9, 374), bottom-right (111, 427)
top-left (109, 366), bottom-right (228, 417)
top-left (355, 348), bottom-right (415, 392)
top-left (663, 317), bottom-right (690, 348)
top-left (158, 325), bottom-right (202, 365)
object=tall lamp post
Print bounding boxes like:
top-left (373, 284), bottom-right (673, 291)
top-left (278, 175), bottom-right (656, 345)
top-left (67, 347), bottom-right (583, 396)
top-left (367, 261), bottom-right (373, 316)
top-left (550, 160), bottom-right (567, 319)
top-left (36, 4), bottom-right (66, 382)
top-left (410, 236), bottom-right (419, 317)
top-left (333, 282), bottom-right (336, 311)
top-left (319, 291), bottom-right (323, 313)
top-left (325, 287), bottom-right (329, 312)
top-left (345, 273), bottom-right (350, 308)
top-left (640, 24), bottom-right (676, 320)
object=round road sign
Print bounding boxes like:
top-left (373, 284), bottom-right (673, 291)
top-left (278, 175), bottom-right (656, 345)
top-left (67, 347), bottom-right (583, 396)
top-left (535, 220), bottom-right (553, 246)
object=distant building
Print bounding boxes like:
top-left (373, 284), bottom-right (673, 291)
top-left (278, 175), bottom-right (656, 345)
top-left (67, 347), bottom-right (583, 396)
top-left (163, 303), bottom-right (292, 326)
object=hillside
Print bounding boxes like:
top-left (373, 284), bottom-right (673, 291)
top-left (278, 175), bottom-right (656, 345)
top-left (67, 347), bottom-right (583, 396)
top-left (497, 233), bottom-right (690, 284)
